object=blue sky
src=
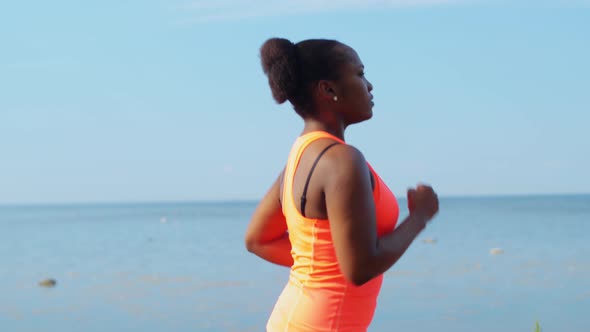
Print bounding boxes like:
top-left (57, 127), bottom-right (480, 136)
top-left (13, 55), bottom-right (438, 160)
top-left (1, 1), bottom-right (588, 205)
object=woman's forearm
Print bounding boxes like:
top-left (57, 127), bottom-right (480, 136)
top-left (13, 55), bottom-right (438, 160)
top-left (246, 233), bottom-right (293, 267)
top-left (366, 215), bottom-right (427, 281)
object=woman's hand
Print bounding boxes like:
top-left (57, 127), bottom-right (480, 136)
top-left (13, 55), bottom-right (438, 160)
top-left (407, 184), bottom-right (439, 222)
top-left (244, 169), bottom-right (294, 267)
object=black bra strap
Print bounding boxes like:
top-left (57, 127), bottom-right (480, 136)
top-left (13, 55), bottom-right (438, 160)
top-left (301, 142), bottom-right (340, 217)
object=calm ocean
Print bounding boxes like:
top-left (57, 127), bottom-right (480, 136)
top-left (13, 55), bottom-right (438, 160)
top-left (1, 195), bottom-right (588, 331)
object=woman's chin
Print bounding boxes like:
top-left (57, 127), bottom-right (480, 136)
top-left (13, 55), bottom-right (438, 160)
top-left (352, 111), bottom-right (373, 124)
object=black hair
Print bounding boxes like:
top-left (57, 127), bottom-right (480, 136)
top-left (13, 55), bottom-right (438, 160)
top-left (260, 37), bottom-right (351, 116)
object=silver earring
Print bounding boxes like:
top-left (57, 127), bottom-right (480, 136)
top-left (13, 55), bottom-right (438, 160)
top-left (333, 96), bottom-right (338, 102)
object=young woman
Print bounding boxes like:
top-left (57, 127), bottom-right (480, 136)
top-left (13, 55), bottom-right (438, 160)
top-left (245, 37), bottom-right (439, 332)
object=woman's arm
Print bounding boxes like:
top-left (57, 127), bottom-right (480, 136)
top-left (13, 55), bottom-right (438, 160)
top-left (324, 145), bottom-right (438, 286)
top-left (244, 170), bottom-right (293, 267)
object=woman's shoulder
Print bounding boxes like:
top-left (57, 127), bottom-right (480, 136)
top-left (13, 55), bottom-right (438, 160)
top-left (320, 142), bottom-right (371, 180)
top-left (326, 141), bottom-right (367, 164)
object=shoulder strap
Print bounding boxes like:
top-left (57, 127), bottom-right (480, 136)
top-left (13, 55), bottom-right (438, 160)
top-left (300, 142), bottom-right (340, 217)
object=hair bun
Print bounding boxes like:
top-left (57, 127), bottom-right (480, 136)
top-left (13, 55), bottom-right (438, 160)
top-left (260, 38), bottom-right (300, 104)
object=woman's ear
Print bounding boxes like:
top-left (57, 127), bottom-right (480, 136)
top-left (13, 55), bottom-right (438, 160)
top-left (316, 80), bottom-right (338, 102)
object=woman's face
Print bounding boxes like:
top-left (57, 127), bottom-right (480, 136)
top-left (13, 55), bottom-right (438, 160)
top-left (332, 47), bottom-right (374, 124)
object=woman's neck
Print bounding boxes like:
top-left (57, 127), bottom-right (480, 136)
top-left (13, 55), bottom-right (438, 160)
top-left (301, 118), bottom-right (346, 141)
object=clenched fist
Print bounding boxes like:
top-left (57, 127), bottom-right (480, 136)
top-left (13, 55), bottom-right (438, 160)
top-left (407, 184), bottom-right (439, 222)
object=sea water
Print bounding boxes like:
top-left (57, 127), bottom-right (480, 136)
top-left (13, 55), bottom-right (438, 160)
top-left (0, 195), bottom-right (588, 331)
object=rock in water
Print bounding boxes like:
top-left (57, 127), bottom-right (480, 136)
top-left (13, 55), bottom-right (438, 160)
top-left (39, 278), bottom-right (57, 288)
top-left (489, 248), bottom-right (504, 255)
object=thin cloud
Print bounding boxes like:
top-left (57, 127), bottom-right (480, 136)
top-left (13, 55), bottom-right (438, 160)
top-left (184, 0), bottom-right (470, 23)
top-left (222, 165), bottom-right (234, 174)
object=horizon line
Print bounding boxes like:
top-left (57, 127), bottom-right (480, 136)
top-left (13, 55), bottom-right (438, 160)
top-left (1, 192), bottom-right (588, 208)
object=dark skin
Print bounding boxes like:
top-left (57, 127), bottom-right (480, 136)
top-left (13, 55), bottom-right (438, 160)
top-left (245, 44), bottom-right (439, 285)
